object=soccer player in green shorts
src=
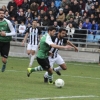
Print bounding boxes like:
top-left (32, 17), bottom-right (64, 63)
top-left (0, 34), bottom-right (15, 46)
top-left (27, 26), bottom-right (71, 84)
top-left (0, 9), bottom-right (16, 72)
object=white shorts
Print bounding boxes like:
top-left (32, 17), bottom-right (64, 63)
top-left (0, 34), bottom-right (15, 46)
top-left (48, 54), bottom-right (65, 69)
top-left (27, 44), bottom-right (38, 51)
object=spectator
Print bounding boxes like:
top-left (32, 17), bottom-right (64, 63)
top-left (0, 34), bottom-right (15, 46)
top-left (74, 12), bottom-right (82, 25)
top-left (66, 22), bottom-right (75, 38)
top-left (17, 11), bottom-right (26, 24)
top-left (96, 10), bottom-right (100, 24)
top-left (88, 5), bottom-right (96, 16)
top-left (14, 0), bottom-right (24, 8)
top-left (82, 18), bottom-right (92, 34)
top-left (18, 21), bottom-right (26, 37)
top-left (53, 21), bottom-right (60, 31)
top-left (90, 20), bottom-right (98, 37)
top-left (38, 9), bottom-right (46, 21)
top-left (89, 14), bottom-right (96, 23)
top-left (43, 0), bottom-right (55, 7)
top-left (21, 0), bottom-right (29, 11)
top-left (25, 17), bottom-right (33, 25)
top-left (38, 1), bottom-right (48, 12)
top-left (56, 8), bottom-right (65, 27)
top-left (55, 0), bottom-right (62, 9)
top-left (25, 9), bottom-right (32, 19)
top-left (29, 0), bottom-right (37, 5)
top-left (62, 21), bottom-right (67, 28)
top-left (79, 0), bottom-right (86, 11)
top-left (30, 2), bottom-right (39, 12)
top-left (4, 11), bottom-right (10, 20)
top-left (17, 8), bottom-right (24, 16)
top-left (47, 10), bottom-right (55, 19)
top-left (10, 16), bottom-right (16, 25)
top-left (9, 5), bottom-right (17, 18)
top-left (79, 0), bottom-right (86, 15)
top-left (68, 17), bottom-right (78, 28)
top-left (70, 0), bottom-right (81, 14)
top-left (37, 15), bottom-right (42, 25)
top-left (60, 0), bottom-right (69, 9)
top-left (94, 1), bottom-right (100, 10)
top-left (63, 4), bottom-right (70, 16)
top-left (85, 0), bottom-right (94, 12)
top-left (66, 10), bottom-right (74, 22)
top-left (49, 15), bottom-right (55, 26)
top-left (42, 15), bottom-right (50, 26)
top-left (32, 11), bottom-right (38, 19)
top-left (7, 0), bottom-right (17, 11)
top-left (48, 1), bottom-right (58, 17)
top-left (81, 12), bottom-right (88, 22)
top-left (2, 5), bottom-right (7, 13)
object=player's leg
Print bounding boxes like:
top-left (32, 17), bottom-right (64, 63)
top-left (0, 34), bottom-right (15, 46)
top-left (29, 45), bottom-right (38, 67)
top-left (1, 42), bottom-right (10, 72)
top-left (44, 56), bottom-right (55, 83)
top-left (27, 57), bottom-right (54, 83)
top-left (54, 54), bottom-right (67, 75)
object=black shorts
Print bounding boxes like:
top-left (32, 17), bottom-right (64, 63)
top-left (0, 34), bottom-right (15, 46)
top-left (37, 57), bottom-right (50, 70)
top-left (0, 42), bottom-right (10, 58)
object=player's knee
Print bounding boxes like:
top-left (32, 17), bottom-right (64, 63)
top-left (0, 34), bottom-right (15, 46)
top-left (63, 67), bottom-right (67, 70)
top-left (60, 64), bottom-right (67, 70)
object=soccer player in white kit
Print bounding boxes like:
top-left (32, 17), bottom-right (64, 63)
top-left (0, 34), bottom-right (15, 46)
top-left (22, 19), bottom-right (41, 67)
top-left (44, 28), bottom-right (78, 82)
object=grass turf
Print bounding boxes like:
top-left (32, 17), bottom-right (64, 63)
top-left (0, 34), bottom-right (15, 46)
top-left (0, 57), bottom-right (100, 100)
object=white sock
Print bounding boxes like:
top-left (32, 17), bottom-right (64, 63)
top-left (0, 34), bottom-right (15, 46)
top-left (54, 66), bottom-right (62, 71)
top-left (28, 54), bottom-right (31, 60)
top-left (44, 71), bottom-right (48, 78)
top-left (29, 55), bottom-right (35, 67)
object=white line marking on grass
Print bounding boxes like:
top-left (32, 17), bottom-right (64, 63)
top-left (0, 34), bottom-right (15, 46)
top-left (18, 95), bottom-right (99, 100)
top-left (8, 57), bottom-right (100, 68)
top-left (2, 69), bottom-right (100, 80)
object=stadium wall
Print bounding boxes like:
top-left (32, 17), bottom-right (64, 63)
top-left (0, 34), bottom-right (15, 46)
top-left (9, 41), bottom-right (99, 63)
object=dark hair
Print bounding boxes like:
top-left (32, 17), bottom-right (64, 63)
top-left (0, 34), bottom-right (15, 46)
top-left (0, 8), bottom-right (4, 12)
top-left (48, 26), bottom-right (56, 31)
top-left (59, 28), bottom-right (66, 33)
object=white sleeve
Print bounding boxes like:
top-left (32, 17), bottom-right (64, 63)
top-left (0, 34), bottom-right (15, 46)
top-left (45, 35), bottom-right (54, 45)
top-left (4, 19), bottom-right (16, 36)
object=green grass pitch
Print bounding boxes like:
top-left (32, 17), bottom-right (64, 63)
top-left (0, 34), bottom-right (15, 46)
top-left (0, 57), bottom-right (100, 100)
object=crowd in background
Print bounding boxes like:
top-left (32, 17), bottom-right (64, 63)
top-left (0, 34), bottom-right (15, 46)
top-left (1, 0), bottom-right (100, 42)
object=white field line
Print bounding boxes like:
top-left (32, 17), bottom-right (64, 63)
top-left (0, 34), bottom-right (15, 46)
top-left (18, 95), bottom-right (99, 100)
top-left (7, 57), bottom-right (100, 68)
top-left (2, 69), bottom-right (100, 80)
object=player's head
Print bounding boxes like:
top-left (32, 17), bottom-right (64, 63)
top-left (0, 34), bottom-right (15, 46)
top-left (32, 19), bottom-right (37, 28)
top-left (48, 26), bottom-right (56, 36)
top-left (0, 8), bottom-right (4, 20)
top-left (58, 28), bottom-right (66, 38)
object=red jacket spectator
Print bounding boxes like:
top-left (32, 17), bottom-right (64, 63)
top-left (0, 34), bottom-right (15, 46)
top-left (14, 0), bottom-right (24, 6)
top-left (38, 1), bottom-right (48, 12)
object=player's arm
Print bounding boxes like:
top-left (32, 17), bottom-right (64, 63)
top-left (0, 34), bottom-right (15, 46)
top-left (22, 32), bottom-right (29, 45)
top-left (45, 36), bottom-right (70, 49)
top-left (67, 40), bottom-right (78, 52)
top-left (0, 19), bottom-right (16, 36)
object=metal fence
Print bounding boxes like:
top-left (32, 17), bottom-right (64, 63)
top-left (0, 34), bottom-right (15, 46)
top-left (12, 24), bottom-right (100, 48)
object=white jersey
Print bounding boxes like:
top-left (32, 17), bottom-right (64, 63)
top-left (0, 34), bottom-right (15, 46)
top-left (50, 35), bottom-right (67, 58)
top-left (27, 27), bottom-right (41, 45)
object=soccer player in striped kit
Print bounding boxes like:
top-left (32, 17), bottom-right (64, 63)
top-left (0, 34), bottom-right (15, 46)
top-left (22, 19), bottom-right (41, 67)
top-left (44, 28), bottom-right (78, 82)
top-left (27, 27), bottom-right (77, 84)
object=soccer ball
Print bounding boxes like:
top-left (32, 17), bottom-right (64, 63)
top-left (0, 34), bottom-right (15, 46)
top-left (55, 78), bottom-right (65, 88)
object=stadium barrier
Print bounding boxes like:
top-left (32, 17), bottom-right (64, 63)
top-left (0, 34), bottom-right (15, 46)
top-left (10, 25), bottom-right (100, 63)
